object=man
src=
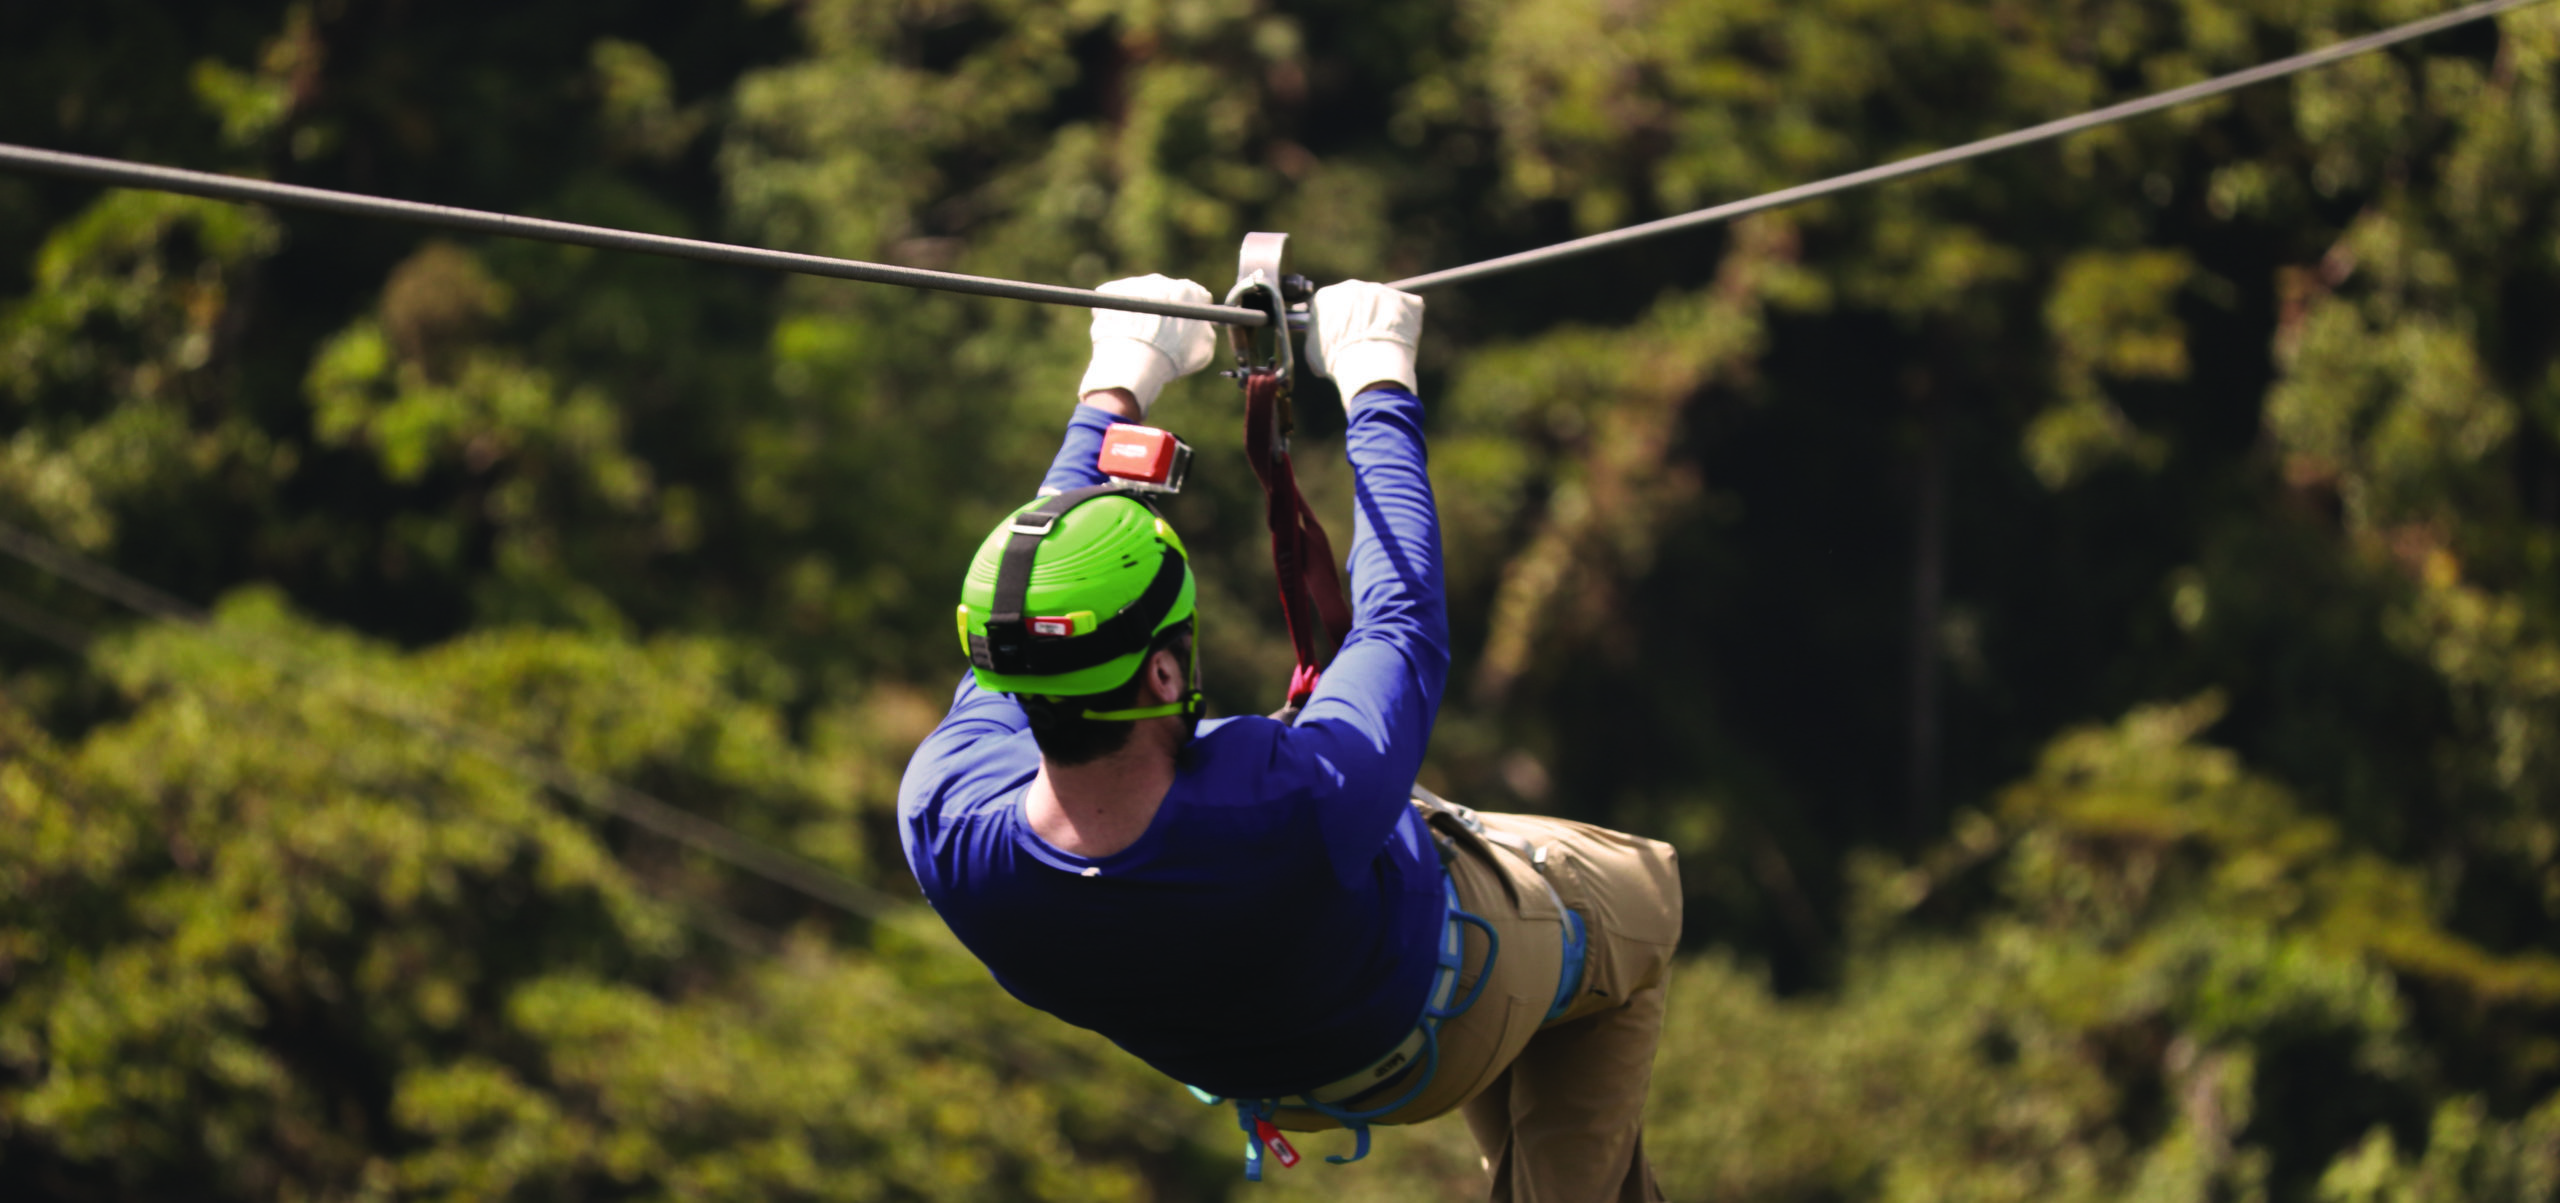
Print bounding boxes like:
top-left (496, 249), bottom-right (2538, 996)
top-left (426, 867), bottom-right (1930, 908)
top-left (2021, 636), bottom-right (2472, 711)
top-left (898, 272), bottom-right (1684, 1201)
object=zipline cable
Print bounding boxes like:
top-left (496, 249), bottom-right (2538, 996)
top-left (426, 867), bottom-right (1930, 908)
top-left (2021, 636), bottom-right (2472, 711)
top-left (0, 519), bottom-right (906, 923)
top-left (0, 0), bottom-right (2541, 320)
top-left (0, 142), bottom-right (1265, 328)
top-left (1391, 0), bottom-right (2550, 291)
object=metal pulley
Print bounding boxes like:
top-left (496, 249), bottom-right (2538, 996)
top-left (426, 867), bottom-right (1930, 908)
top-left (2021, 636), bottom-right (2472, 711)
top-left (1224, 232), bottom-right (1312, 388)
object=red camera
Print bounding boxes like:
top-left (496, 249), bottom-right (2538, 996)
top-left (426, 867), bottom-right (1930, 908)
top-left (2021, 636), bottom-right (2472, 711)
top-left (1097, 424), bottom-right (1192, 493)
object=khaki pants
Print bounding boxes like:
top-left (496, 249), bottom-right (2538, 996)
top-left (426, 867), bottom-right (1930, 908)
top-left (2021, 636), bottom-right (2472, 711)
top-left (1275, 805), bottom-right (1682, 1202)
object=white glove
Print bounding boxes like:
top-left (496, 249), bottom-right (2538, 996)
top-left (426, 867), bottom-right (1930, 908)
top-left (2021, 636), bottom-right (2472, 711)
top-left (1304, 280), bottom-right (1425, 397)
top-left (1078, 274), bottom-right (1219, 415)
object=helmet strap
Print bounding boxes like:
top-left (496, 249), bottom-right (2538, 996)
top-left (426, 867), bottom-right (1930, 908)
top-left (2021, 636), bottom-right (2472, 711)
top-left (976, 485), bottom-right (1176, 678)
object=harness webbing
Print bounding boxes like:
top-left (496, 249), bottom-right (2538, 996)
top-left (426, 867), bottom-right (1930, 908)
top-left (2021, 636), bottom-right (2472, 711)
top-left (1201, 867), bottom-right (1498, 1181)
top-left (1242, 369), bottom-right (1351, 710)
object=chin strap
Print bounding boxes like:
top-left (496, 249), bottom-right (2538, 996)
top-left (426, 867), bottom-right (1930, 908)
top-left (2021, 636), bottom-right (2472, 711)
top-left (1080, 693), bottom-right (1199, 722)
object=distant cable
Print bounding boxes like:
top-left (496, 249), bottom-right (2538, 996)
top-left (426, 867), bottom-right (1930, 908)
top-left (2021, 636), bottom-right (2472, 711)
top-left (1391, 0), bottom-right (2547, 291)
top-left (0, 522), bottom-right (209, 622)
top-left (0, 587), bottom-right (98, 655)
top-left (0, 142), bottom-right (1266, 328)
top-left (0, 520), bottom-right (903, 922)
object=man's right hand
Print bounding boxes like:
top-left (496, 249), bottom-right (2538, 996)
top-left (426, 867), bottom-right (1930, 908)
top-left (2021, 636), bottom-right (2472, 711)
top-left (1304, 280), bottom-right (1425, 399)
top-left (1079, 274), bottom-right (1219, 418)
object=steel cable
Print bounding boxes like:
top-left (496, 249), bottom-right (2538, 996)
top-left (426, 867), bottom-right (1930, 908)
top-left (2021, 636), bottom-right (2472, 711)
top-left (0, 142), bottom-right (1266, 327)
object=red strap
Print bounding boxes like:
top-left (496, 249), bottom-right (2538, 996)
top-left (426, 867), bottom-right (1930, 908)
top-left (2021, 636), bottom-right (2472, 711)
top-left (1254, 1118), bottom-right (1301, 1168)
top-left (1242, 370), bottom-right (1351, 709)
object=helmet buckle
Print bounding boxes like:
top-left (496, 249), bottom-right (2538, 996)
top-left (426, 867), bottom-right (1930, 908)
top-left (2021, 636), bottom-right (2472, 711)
top-left (1006, 510), bottom-right (1064, 537)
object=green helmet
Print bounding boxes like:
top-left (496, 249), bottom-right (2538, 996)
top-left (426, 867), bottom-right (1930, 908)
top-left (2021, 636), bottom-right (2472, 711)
top-left (955, 485), bottom-right (1198, 703)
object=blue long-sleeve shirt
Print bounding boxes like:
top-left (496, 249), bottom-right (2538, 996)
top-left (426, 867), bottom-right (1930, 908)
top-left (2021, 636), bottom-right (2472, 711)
top-left (896, 388), bottom-right (1451, 1098)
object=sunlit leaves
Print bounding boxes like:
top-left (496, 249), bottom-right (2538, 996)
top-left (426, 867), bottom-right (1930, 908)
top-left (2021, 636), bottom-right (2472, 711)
top-left (1652, 699), bottom-right (2559, 1203)
top-left (2026, 251), bottom-right (2193, 488)
top-left (592, 40), bottom-right (710, 165)
top-left (0, 591), bottom-right (1149, 1198)
top-left (0, 191), bottom-right (282, 548)
top-left (10, 0), bottom-right (2560, 1197)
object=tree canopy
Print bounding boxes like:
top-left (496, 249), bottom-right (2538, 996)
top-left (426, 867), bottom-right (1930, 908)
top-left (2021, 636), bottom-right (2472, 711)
top-left (6, 0), bottom-right (2560, 1198)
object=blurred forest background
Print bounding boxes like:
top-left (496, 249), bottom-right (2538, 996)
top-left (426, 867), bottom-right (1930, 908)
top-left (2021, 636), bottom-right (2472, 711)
top-left (5, 0), bottom-right (2560, 1198)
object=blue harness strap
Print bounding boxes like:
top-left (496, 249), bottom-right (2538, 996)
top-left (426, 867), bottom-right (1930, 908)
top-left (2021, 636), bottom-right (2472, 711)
top-left (1190, 869), bottom-right (1500, 1179)
top-left (1187, 822), bottom-right (1592, 1180)
top-left (1548, 907), bottom-right (1588, 1022)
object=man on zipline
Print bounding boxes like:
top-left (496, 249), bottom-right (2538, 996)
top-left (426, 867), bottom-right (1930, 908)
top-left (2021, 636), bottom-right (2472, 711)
top-left (898, 273), bottom-right (1683, 1200)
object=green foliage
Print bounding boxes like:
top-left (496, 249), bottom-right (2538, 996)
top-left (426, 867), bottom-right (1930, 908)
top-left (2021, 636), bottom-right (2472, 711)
top-left (7, 0), bottom-right (2560, 1197)
top-left (391, 921), bottom-right (1203, 1203)
top-left (0, 594), bottom-right (1213, 1199)
top-left (2028, 251), bottom-right (2190, 488)
top-left (0, 190), bottom-right (282, 550)
top-left (1648, 700), bottom-right (2560, 1202)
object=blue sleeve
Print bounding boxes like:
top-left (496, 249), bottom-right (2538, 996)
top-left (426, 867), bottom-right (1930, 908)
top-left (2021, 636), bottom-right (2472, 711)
top-left (897, 671), bottom-right (1028, 881)
top-left (1041, 403), bottom-right (1123, 493)
top-left (1274, 386), bottom-right (1450, 887)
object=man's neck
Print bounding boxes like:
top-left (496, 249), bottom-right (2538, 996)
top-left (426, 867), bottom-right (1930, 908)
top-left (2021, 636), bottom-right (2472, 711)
top-left (1025, 722), bottom-right (1179, 859)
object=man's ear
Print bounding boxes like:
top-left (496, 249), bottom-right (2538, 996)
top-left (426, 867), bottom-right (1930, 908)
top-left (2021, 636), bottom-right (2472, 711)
top-left (1145, 647), bottom-right (1185, 701)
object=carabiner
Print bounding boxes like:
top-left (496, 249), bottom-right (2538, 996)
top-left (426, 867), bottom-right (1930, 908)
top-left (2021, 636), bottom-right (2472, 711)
top-left (1225, 231), bottom-right (1311, 385)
